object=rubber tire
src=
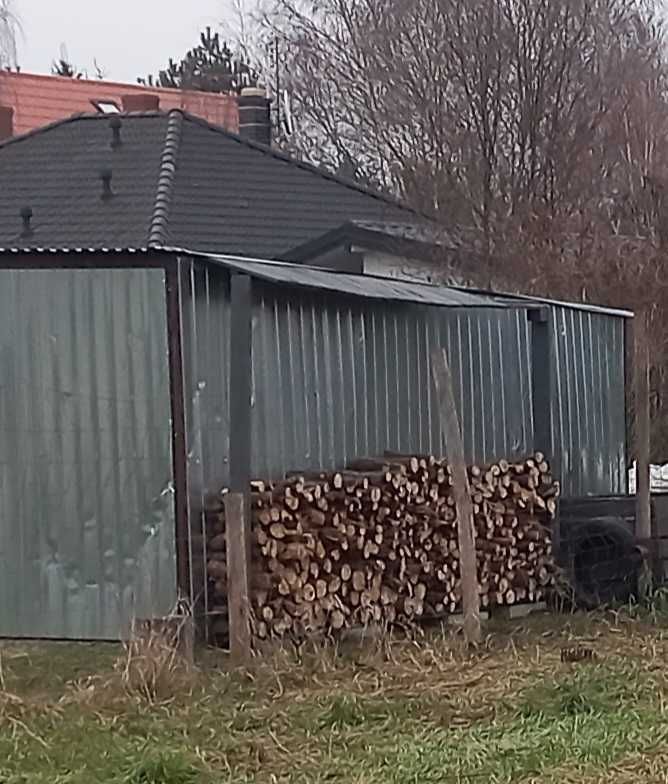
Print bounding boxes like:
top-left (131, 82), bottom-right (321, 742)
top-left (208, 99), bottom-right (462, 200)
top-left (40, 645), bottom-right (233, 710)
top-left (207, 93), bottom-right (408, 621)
top-left (567, 518), bottom-right (642, 609)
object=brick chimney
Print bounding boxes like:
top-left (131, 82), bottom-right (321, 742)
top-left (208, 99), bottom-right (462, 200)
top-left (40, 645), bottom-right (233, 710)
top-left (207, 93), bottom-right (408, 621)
top-left (121, 93), bottom-right (160, 113)
top-left (0, 106), bottom-right (14, 141)
top-left (238, 87), bottom-right (271, 146)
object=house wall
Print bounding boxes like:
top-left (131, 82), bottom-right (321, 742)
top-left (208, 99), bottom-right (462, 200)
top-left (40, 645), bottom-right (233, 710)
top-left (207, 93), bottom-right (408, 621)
top-left (361, 249), bottom-right (459, 285)
top-left (0, 266), bottom-right (176, 639)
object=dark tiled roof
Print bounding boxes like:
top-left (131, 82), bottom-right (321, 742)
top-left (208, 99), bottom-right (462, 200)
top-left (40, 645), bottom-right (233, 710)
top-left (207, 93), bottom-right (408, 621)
top-left (350, 220), bottom-right (456, 247)
top-left (0, 110), bottom-right (416, 255)
top-left (0, 114), bottom-right (167, 250)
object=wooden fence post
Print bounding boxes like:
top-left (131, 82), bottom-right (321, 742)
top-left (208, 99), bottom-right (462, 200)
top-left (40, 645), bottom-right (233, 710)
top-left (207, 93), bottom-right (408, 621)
top-left (224, 491), bottom-right (252, 664)
top-left (431, 348), bottom-right (481, 646)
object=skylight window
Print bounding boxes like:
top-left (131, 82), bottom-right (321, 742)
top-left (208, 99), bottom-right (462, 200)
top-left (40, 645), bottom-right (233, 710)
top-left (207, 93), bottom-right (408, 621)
top-left (91, 100), bottom-right (120, 114)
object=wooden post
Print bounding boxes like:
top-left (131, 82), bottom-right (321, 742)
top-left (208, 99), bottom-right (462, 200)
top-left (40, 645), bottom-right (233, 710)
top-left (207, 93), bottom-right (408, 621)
top-left (634, 309), bottom-right (651, 542)
top-left (224, 491), bottom-right (252, 663)
top-left (431, 348), bottom-right (481, 646)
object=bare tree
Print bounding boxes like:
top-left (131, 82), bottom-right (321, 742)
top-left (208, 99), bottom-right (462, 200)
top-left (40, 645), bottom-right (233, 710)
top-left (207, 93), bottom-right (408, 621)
top-left (0, 0), bottom-right (20, 69)
top-left (269, 1), bottom-right (659, 223)
top-left (267, 0), bottom-right (668, 457)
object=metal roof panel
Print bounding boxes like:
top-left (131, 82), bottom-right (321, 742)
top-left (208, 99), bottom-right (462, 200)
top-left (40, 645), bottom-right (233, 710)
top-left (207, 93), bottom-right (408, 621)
top-left (196, 252), bottom-right (518, 308)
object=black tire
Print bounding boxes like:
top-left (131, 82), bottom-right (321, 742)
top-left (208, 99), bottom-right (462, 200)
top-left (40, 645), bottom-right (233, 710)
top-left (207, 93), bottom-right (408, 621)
top-left (567, 518), bottom-right (642, 609)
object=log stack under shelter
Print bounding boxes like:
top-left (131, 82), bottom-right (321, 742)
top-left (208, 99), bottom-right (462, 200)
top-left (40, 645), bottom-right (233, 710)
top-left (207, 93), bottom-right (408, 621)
top-left (206, 453), bottom-right (558, 641)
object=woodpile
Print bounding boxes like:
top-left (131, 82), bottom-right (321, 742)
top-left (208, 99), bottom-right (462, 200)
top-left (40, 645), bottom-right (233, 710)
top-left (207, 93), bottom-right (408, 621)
top-left (206, 453), bottom-right (558, 641)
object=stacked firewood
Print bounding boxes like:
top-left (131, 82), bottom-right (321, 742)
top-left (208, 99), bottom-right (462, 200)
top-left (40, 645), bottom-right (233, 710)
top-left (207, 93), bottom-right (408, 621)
top-left (206, 453), bottom-right (558, 640)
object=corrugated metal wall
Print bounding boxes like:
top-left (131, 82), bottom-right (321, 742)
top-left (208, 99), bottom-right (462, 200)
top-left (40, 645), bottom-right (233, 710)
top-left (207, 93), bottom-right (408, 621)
top-left (550, 306), bottom-right (627, 497)
top-left (0, 257), bottom-right (626, 639)
top-left (0, 268), bottom-right (176, 639)
top-left (178, 262), bottom-right (231, 610)
top-left (180, 258), bottom-right (533, 488)
top-left (178, 257), bottom-right (629, 560)
top-left (251, 285), bottom-right (534, 478)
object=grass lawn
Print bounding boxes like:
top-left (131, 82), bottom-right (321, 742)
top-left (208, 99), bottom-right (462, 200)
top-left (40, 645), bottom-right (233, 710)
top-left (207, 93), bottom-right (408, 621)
top-left (1, 610), bottom-right (668, 783)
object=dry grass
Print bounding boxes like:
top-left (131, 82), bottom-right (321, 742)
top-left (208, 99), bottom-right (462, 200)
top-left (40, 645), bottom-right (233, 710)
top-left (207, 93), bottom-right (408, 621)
top-left (0, 609), bottom-right (667, 782)
top-left (116, 616), bottom-right (196, 704)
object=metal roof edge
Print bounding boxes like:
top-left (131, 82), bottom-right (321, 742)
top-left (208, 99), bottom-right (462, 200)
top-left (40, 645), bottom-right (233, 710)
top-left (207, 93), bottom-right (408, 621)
top-left (0, 245), bottom-right (152, 253)
top-left (0, 246), bottom-right (627, 316)
top-left (172, 249), bottom-right (521, 309)
top-left (450, 285), bottom-right (633, 319)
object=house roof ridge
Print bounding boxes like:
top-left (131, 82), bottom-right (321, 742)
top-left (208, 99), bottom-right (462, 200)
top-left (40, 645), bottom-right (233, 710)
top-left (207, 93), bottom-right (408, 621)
top-left (0, 111), bottom-right (169, 149)
top-left (0, 112), bottom-right (94, 148)
top-left (177, 111), bottom-right (429, 219)
top-left (148, 110), bottom-right (184, 248)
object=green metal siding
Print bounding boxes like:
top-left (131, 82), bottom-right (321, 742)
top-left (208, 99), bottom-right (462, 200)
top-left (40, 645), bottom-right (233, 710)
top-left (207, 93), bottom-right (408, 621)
top-left (0, 268), bottom-right (176, 639)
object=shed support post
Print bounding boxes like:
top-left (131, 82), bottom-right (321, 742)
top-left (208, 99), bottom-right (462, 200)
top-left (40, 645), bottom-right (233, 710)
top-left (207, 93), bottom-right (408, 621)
top-left (624, 316), bottom-right (633, 487)
top-left (634, 310), bottom-right (651, 543)
top-left (166, 262), bottom-right (191, 607)
top-left (528, 308), bottom-right (559, 558)
top-left (226, 273), bottom-right (253, 664)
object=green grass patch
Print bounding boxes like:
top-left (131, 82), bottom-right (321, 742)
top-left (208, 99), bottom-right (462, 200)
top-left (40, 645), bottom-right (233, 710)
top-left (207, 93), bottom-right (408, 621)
top-left (0, 614), bottom-right (667, 783)
top-left (120, 748), bottom-right (203, 784)
top-left (515, 661), bottom-right (657, 718)
top-left (387, 710), bottom-right (668, 783)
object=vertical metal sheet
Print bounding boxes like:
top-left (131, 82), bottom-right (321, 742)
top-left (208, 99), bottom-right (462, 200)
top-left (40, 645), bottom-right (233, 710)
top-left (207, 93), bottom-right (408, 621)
top-left (179, 263), bottom-right (232, 492)
top-left (0, 267), bottom-right (175, 639)
top-left (550, 307), bottom-right (626, 496)
top-left (250, 286), bottom-right (534, 478)
top-left (178, 261), bottom-right (231, 616)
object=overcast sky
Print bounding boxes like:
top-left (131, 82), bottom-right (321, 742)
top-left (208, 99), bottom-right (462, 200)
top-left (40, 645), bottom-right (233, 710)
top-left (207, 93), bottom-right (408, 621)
top-left (16, 0), bottom-right (234, 83)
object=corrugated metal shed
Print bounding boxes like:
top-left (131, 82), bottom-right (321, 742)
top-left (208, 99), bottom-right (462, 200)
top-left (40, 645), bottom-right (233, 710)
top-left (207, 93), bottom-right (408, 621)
top-left (177, 253), bottom-right (629, 497)
top-left (187, 253), bottom-right (629, 498)
top-left (0, 267), bottom-right (176, 639)
top-left (0, 248), bottom-right (631, 639)
top-left (177, 254), bottom-right (533, 494)
top-left (461, 285), bottom-right (632, 319)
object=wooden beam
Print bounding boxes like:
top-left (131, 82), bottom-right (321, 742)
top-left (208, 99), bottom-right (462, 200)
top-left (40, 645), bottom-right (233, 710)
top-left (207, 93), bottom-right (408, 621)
top-left (224, 491), bottom-right (252, 664)
top-left (431, 348), bottom-right (481, 646)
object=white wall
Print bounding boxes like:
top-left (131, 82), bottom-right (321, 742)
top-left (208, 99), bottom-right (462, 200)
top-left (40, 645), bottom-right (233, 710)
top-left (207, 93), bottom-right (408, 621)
top-left (359, 249), bottom-right (461, 285)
